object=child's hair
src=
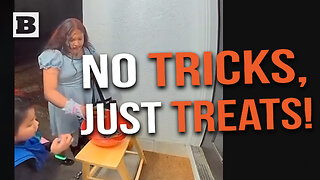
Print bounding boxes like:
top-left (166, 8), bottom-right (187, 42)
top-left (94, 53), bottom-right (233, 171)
top-left (14, 96), bottom-right (34, 134)
top-left (44, 18), bottom-right (91, 55)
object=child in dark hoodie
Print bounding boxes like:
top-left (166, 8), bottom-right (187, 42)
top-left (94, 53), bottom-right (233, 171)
top-left (14, 95), bottom-right (73, 180)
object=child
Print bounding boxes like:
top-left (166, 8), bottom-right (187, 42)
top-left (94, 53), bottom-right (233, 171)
top-left (14, 95), bottom-right (73, 180)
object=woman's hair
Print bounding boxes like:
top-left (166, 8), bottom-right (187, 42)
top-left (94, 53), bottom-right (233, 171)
top-left (44, 18), bottom-right (91, 55)
top-left (14, 96), bottom-right (34, 134)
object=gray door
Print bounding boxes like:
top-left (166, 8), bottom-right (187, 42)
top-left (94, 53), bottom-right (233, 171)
top-left (201, 0), bottom-right (223, 179)
top-left (201, 76), bottom-right (223, 180)
top-left (201, 130), bottom-right (223, 180)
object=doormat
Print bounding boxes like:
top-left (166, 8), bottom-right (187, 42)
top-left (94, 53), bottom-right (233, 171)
top-left (140, 150), bottom-right (195, 180)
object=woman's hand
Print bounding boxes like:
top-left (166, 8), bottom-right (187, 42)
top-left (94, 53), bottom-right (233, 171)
top-left (50, 134), bottom-right (74, 154)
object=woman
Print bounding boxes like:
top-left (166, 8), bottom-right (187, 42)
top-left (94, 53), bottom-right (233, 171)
top-left (38, 18), bottom-right (98, 156)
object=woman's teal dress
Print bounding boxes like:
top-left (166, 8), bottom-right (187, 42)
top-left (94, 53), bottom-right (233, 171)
top-left (38, 46), bottom-right (98, 136)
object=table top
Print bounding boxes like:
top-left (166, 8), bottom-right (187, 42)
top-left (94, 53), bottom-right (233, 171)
top-left (75, 136), bottom-right (131, 169)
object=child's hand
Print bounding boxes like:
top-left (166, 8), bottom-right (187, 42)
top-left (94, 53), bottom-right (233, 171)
top-left (50, 134), bottom-right (74, 154)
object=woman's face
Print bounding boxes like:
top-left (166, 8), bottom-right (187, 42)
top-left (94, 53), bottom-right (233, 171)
top-left (68, 29), bottom-right (84, 55)
top-left (15, 107), bottom-right (39, 142)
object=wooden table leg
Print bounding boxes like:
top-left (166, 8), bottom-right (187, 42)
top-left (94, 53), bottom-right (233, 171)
top-left (131, 136), bottom-right (147, 164)
top-left (82, 162), bottom-right (90, 180)
top-left (117, 158), bottom-right (132, 180)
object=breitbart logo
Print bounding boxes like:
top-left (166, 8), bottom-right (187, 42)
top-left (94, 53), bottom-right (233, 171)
top-left (13, 12), bottom-right (39, 38)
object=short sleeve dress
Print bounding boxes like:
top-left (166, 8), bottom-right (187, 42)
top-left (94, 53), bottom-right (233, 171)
top-left (38, 46), bottom-right (98, 136)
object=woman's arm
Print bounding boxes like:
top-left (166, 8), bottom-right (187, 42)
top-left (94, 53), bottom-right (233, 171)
top-left (42, 67), bottom-right (86, 118)
top-left (42, 67), bottom-right (68, 108)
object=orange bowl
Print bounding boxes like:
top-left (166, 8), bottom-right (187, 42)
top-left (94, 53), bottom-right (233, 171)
top-left (81, 109), bottom-right (131, 147)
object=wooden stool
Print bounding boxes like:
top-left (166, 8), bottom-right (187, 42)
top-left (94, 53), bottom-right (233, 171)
top-left (75, 136), bottom-right (146, 180)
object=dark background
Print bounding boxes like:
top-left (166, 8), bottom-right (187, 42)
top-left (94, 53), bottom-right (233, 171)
top-left (4, 0), bottom-right (319, 179)
top-left (223, 1), bottom-right (319, 180)
top-left (14, 0), bottom-right (82, 66)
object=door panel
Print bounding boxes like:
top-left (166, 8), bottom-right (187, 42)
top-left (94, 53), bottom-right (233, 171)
top-left (201, 0), bottom-right (223, 179)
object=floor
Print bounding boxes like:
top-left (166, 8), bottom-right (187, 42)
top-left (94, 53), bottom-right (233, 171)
top-left (14, 61), bottom-right (197, 180)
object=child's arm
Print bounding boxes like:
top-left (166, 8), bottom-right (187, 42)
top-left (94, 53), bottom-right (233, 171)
top-left (39, 134), bottom-right (73, 154)
top-left (42, 141), bottom-right (52, 152)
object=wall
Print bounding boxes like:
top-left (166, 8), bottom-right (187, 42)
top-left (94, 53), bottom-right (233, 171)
top-left (83, 0), bottom-right (219, 145)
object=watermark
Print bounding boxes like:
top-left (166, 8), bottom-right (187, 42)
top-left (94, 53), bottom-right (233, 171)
top-left (13, 12), bottom-right (39, 38)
